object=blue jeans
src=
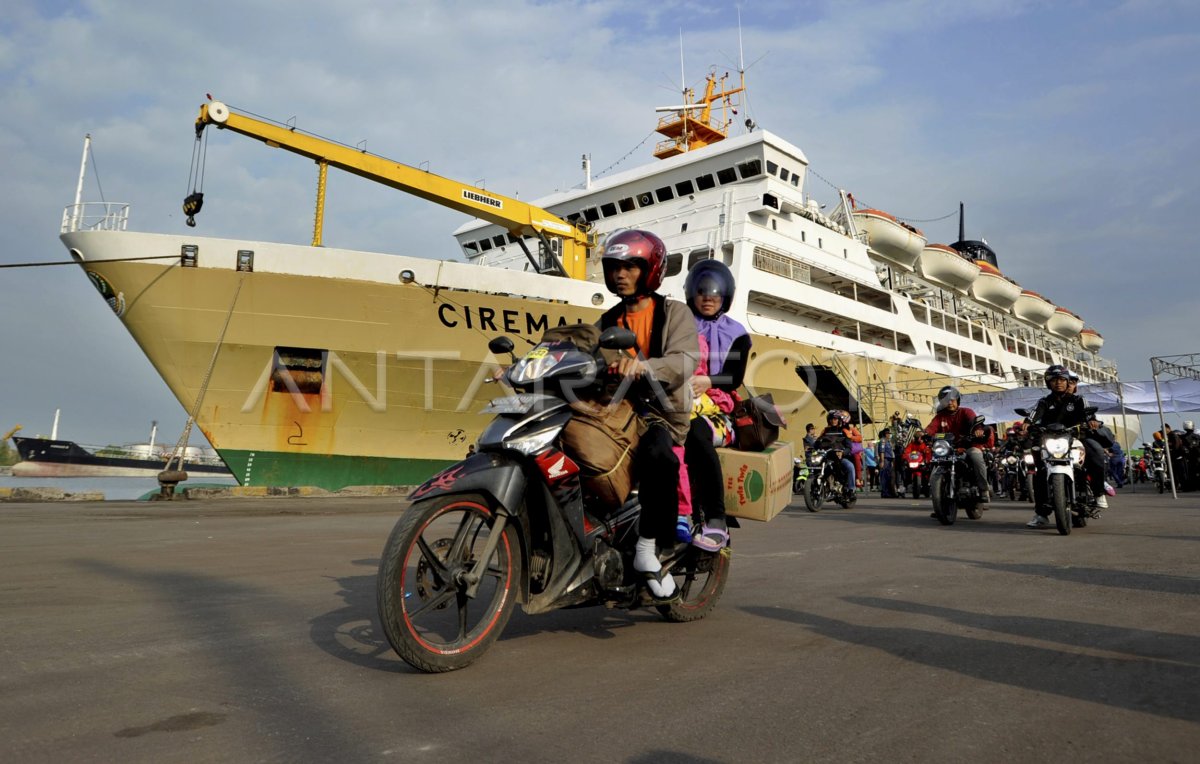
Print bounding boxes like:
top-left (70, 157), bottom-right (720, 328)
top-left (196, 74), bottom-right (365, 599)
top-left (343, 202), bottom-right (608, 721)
top-left (840, 458), bottom-right (856, 489)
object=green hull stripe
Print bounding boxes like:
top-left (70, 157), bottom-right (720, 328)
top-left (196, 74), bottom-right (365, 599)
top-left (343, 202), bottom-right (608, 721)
top-left (218, 449), bottom-right (454, 491)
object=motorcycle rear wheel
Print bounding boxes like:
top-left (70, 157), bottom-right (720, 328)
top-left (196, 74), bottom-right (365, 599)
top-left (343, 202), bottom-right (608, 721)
top-left (1050, 473), bottom-right (1072, 536)
top-left (658, 546), bottom-right (731, 622)
top-left (930, 472), bottom-right (956, 525)
top-left (376, 493), bottom-right (522, 673)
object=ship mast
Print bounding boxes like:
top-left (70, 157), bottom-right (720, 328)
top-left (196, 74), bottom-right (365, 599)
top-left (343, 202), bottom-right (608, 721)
top-left (70, 135), bottom-right (91, 233)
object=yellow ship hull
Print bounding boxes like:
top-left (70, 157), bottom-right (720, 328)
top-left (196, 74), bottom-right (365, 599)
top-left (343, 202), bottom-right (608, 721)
top-left (63, 230), bottom-right (1000, 489)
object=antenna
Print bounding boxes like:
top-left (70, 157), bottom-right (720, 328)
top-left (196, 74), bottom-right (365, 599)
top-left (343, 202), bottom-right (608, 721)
top-left (737, 6), bottom-right (745, 73)
top-left (679, 28), bottom-right (686, 98)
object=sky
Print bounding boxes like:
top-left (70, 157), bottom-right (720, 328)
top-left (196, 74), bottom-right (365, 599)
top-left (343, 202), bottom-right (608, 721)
top-left (2, 0), bottom-right (1198, 449)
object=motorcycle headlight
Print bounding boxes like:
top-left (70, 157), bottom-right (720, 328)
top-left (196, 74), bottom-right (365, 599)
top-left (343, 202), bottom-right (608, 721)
top-left (1023, 453), bottom-right (1035, 465)
top-left (932, 441), bottom-right (952, 457)
top-left (1044, 437), bottom-right (1070, 459)
top-left (810, 454), bottom-right (823, 465)
top-left (506, 427), bottom-right (560, 456)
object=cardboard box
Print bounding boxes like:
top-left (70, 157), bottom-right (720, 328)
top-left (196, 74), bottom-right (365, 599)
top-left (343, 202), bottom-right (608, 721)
top-left (718, 442), bottom-right (795, 522)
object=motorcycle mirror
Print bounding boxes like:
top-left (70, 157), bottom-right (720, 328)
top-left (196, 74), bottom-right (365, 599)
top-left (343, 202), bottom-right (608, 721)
top-left (599, 326), bottom-right (637, 351)
top-left (1085, 406), bottom-right (1098, 417)
top-left (973, 415), bottom-right (986, 425)
top-left (488, 336), bottom-right (515, 356)
top-left (1014, 407), bottom-right (1029, 417)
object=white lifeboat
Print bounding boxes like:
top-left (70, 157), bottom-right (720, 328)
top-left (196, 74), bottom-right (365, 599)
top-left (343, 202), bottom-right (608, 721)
top-left (1079, 328), bottom-right (1104, 352)
top-left (917, 244), bottom-right (980, 293)
top-left (852, 208), bottom-right (926, 271)
top-left (969, 261), bottom-right (1021, 310)
top-left (1013, 290), bottom-right (1056, 325)
top-left (1047, 307), bottom-right (1085, 339)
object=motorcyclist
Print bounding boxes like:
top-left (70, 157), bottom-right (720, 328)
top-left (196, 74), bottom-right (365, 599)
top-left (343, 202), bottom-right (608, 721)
top-left (1178, 420), bottom-right (1198, 491)
top-left (1082, 413), bottom-right (1115, 509)
top-left (902, 434), bottom-right (933, 498)
top-left (597, 229), bottom-right (700, 600)
top-left (1025, 364), bottom-right (1088, 528)
top-left (817, 411), bottom-right (857, 499)
top-left (925, 386), bottom-right (992, 510)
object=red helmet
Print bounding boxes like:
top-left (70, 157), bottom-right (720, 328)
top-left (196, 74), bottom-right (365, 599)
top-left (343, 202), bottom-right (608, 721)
top-left (602, 229), bottom-right (666, 295)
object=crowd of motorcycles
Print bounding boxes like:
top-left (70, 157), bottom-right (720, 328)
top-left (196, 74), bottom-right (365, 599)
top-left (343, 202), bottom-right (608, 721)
top-left (792, 411), bottom-right (1185, 536)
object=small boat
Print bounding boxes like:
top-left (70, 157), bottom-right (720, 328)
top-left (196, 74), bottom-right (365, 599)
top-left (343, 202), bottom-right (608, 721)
top-left (1013, 289), bottom-right (1056, 325)
top-left (1079, 328), bottom-right (1104, 352)
top-left (917, 243), bottom-right (980, 293)
top-left (969, 261), bottom-right (1021, 310)
top-left (852, 208), bottom-right (925, 271)
top-left (1046, 307), bottom-right (1085, 339)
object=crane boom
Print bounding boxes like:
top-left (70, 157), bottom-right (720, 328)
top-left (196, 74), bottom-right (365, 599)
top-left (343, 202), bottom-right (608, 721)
top-left (194, 101), bottom-right (591, 279)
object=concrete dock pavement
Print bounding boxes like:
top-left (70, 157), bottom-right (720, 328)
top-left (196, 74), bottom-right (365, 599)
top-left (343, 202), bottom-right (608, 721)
top-left (1, 489), bottom-right (1197, 762)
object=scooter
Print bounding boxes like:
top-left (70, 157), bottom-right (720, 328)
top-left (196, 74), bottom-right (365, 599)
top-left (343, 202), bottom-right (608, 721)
top-left (376, 327), bottom-right (730, 672)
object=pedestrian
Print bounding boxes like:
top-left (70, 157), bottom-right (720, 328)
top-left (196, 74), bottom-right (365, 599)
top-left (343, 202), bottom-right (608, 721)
top-left (878, 428), bottom-right (896, 498)
top-left (863, 440), bottom-right (878, 490)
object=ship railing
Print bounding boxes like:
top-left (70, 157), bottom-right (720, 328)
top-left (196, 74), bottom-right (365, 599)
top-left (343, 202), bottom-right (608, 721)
top-left (61, 202), bottom-right (130, 234)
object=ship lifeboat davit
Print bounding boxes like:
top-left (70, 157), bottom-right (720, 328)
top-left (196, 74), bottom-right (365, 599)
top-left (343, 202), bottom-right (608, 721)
top-left (969, 261), bottom-right (1021, 310)
top-left (1013, 290), bottom-right (1056, 325)
top-left (1079, 328), bottom-right (1104, 352)
top-left (852, 209), bottom-right (926, 271)
top-left (917, 244), bottom-right (980, 293)
top-left (1047, 307), bottom-right (1085, 339)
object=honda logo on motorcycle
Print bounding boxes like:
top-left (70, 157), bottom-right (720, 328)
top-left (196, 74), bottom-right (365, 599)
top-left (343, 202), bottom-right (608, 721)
top-left (535, 449), bottom-right (579, 483)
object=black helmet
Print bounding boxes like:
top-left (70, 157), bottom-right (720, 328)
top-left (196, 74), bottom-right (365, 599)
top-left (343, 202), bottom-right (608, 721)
top-left (935, 385), bottom-right (961, 412)
top-left (684, 259), bottom-right (736, 316)
top-left (1067, 369), bottom-right (1079, 382)
top-left (1044, 364), bottom-right (1070, 388)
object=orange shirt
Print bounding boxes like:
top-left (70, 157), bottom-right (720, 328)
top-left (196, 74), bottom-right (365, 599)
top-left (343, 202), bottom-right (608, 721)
top-left (618, 302), bottom-right (655, 358)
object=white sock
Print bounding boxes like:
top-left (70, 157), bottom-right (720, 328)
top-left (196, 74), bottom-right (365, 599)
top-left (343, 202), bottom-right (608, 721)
top-left (634, 537), bottom-right (675, 598)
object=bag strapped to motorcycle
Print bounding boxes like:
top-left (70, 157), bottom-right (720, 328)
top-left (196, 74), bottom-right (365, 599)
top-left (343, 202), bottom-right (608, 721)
top-left (539, 324), bottom-right (641, 510)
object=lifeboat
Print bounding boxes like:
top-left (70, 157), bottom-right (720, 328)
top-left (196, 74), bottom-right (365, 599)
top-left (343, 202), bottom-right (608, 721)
top-left (916, 243), bottom-right (980, 293)
top-left (969, 261), bottom-right (1021, 310)
top-left (1047, 307), bottom-right (1085, 339)
top-left (852, 209), bottom-right (926, 271)
top-left (1013, 290), bottom-right (1056, 325)
top-left (1079, 328), bottom-right (1104, 352)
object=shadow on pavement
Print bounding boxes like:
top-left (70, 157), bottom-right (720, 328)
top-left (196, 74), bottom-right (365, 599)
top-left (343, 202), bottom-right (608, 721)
top-left (920, 554), bottom-right (1200, 596)
top-left (741, 604), bottom-right (1200, 722)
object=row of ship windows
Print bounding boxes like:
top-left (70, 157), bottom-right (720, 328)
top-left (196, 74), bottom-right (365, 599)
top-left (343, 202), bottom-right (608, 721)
top-left (563, 159), bottom-right (768, 227)
top-left (462, 157), bottom-right (804, 257)
top-left (930, 342), bottom-right (1005, 377)
top-left (764, 160), bottom-right (803, 187)
top-left (913, 304), bottom-right (993, 345)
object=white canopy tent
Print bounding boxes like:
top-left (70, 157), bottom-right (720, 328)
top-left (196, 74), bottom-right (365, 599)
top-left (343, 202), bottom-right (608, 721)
top-left (960, 378), bottom-right (1200, 421)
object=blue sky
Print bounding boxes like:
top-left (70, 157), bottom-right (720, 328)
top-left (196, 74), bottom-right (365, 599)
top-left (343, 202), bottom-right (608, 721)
top-left (2, 0), bottom-right (1198, 448)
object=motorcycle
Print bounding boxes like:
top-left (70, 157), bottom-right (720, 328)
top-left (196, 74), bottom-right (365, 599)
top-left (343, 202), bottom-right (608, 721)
top-left (793, 457), bottom-right (809, 494)
top-left (1001, 453), bottom-right (1022, 501)
top-left (928, 425), bottom-right (988, 526)
top-left (1015, 407), bottom-right (1096, 536)
top-left (376, 327), bottom-right (730, 672)
top-left (1150, 446), bottom-right (1169, 494)
top-left (1021, 449), bottom-right (1037, 503)
top-left (803, 437), bottom-right (856, 512)
top-left (901, 447), bottom-right (931, 499)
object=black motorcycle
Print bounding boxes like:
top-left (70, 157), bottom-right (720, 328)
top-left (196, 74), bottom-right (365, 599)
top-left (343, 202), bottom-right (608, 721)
top-left (376, 328), bottom-right (729, 672)
top-left (803, 436), bottom-right (856, 512)
top-left (928, 425), bottom-right (988, 526)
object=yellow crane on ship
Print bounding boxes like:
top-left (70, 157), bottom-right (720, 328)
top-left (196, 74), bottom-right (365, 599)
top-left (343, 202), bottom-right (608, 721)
top-left (2, 425), bottom-right (21, 442)
top-left (186, 100), bottom-right (594, 279)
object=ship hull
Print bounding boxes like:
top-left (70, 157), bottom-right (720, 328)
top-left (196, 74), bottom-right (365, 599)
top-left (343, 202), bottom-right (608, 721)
top-left (63, 230), bottom-right (993, 489)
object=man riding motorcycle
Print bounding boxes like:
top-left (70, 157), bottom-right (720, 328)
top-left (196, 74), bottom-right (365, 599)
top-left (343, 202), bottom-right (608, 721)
top-left (816, 411), bottom-right (857, 501)
top-left (597, 229), bottom-right (701, 600)
top-left (925, 385), bottom-right (993, 512)
top-left (1025, 365), bottom-right (1088, 528)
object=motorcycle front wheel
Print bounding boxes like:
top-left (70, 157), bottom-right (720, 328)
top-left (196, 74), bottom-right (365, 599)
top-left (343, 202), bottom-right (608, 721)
top-left (376, 493), bottom-right (522, 673)
top-left (658, 546), bottom-right (731, 622)
top-left (930, 471), bottom-right (956, 525)
top-left (804, 476), bottom-right (825, 512)
top-left (1050, 473), bottom-right (1072, 536)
